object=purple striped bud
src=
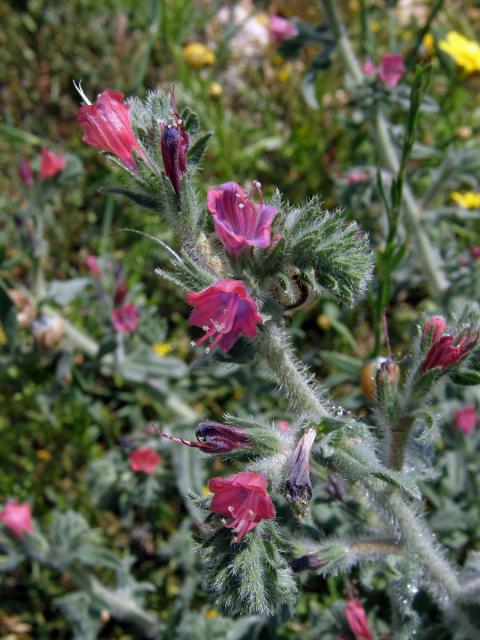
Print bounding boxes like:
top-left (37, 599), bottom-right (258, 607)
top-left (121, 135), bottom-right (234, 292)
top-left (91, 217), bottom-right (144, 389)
top-left (160, 97), bottom-right (189, 197)
top-left (157, 422), bottom-right (250, 453)
top-left (285, 428), bottom-right (316, 504)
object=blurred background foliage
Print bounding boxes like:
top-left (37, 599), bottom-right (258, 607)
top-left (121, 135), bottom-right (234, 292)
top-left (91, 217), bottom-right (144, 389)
top-left (1, 0), bottom-right (480, 638)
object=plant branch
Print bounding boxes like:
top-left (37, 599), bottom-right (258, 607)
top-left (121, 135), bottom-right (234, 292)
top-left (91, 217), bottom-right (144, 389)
top-left (257, 323), bottom-right (329, 418)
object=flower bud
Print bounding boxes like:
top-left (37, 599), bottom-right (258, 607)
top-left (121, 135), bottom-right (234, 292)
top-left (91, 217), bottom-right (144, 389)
top-left (360, 356), bottom-right (396, 400)
top-left (285, 428), bottom-right (316, 505)
top-left (422, 315), bottom-right (447, 343)
top-left (160, 95), bottom-right (189, 198)
top-left (19, 158), bottom-right (34, 188)
top-left (32, 315), bottom-right (65, 349)
top-left (158, 422), bottom-right (250, 453)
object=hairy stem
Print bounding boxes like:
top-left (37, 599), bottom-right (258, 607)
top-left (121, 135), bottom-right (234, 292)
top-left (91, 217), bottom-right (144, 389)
top-left (258, 323), bottom-right (329, 417)
top-left (320, 0), bottom-right (448, 298)
top-left (386, 415), bottom-right (414, 470)
top-left (388, 493), bottom-right (478, 637)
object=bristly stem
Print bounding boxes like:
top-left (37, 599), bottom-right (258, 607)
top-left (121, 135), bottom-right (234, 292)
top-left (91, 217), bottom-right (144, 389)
top-left (258, 323), bottom-right (329, 418)
top-left (320, 0), bottom-right (448, 299)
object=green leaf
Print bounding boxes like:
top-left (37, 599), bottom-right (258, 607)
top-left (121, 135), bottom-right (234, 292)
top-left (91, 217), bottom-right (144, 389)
top-left (450, 369), bottom-right (480, 386)
top-left (100, 187), bottom-right (161, 211)
top-left (46, 278), bottom-right (90, 306)
top-left (188, 132), bottom-right (213, 166)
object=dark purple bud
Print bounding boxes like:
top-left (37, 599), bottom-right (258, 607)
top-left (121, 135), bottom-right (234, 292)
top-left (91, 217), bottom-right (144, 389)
top-left (290, 553), bottom-right (322, 573)
top-left (285, 428), bottom-right (316, 504)
top-left (157, 422), bottom-right (250, 453)
top-left (114, 279), bottom-right (128, 307)
top-left (161, 125), bottom-right (189, 197)
top-left (324, 473), bottom-right (347, 502)
top-left (19, 157), bottom-right (34, 188)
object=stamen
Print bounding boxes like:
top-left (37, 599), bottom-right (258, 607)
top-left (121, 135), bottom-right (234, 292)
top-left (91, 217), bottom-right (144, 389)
top-left (248, 509), bottom-right (255, 519)
top-left (228, 505), bottom-right (235, 513)
top-left (73, 80), bottom-right (92, 105)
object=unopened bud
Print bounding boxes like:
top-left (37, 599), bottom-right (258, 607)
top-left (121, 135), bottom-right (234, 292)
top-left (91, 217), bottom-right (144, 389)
top-left (360, 356), bottom-right (400, 400)
top-left (422, 316), bottom-right (447, 344)
top-left (160, 125), bottom-right (189, 197)
top-left (285, 428), bottom-right (316, 505)
top-left (157, 422), bottom-right (250, 453)
top-left (19, 158), bottom-right (34, 188)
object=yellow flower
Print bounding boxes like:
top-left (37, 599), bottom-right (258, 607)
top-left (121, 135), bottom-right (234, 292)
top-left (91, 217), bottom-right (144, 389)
top-left (36, 449), bottom-right (52, 461)
top-left (233, 387), bottom-right (244, 400)
top-left (152, 342), bottom-right (172, 357)
top-left (451, 191), bottom-right (480, 209)
top-left (204, 609), bottom-right (219, 619)
top-left (439, 32), bottom-right (480, 74)
top-left (0, 326), bottom-right (6, 346)
top-left (278, 63), bottom-right (292, 83)
top-left (183, 43), bottom-right (215, 69)
top-left (316, 314), bottom-right (331, 330)
top-left (422, 33), bottom-right (435, 56)
top-left (207, 81), bottom-right (223, 98)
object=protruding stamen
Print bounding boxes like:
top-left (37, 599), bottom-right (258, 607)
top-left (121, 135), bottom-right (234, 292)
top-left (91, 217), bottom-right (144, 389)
top-left (73, 80), bottom-right (92, 105)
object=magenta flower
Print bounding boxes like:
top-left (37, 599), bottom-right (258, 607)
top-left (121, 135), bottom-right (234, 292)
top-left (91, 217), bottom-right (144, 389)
top-left (209, 471), bottom-right (275, 541)
top-left (421, 319), bottom-right (478, 374)
top-left (129, 447), bottom-right (161, 474)
top-left (78, 90), bottom-right (144, 171)
top-left (39, 148), bottom-right (66, 181)
top-left (84, 255), bottom-right (101, 278)
top-left (187, 279), bottom-right (263, 353)
top-left (344, 598), bottom-right (373, 640)
top-left (19, 157), bottom-right (34, 187)
top-left (422, 315), bottom-right (447, 343)
top-left (159, 422), bottom-right (250, 453)
top-left (207, 182), bottom-right (277, 256)
top-left (111, 303), bottom-right (141, 333)
top-left (379, 53), bottom-right (406, 88)
top-left (268, 15), bottom-right (298, 44)
top-left (454, 406), bottom-right (478, 436)
top-left (0, 501), bottom-right (33, 539)
top-left (470, 246), bottom-right (480, 259)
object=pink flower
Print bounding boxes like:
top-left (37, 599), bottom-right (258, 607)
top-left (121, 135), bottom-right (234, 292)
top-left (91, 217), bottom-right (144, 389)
top-left (111, 303), bottom-right (141, 333)
top-left (84, 255), bottom-right (101, 278)
top-left (0, 501), bottom-right (33, 539)
top-left (19, 157), bottom-right (34, 187)
top-left (209, 471), bottom-right (275, 541)
top-left (363, 58), bottom-right (377, 78)
top-left (421, 319), bottom-right (478, 374)
top-left (379, 53), bottom-right (406, 88)
top-left (268, 15), bottom-right (298, 44)
top-left (39, 148), bottom-right (66, 181)
top-left (344, 599), bottom-right (373, 640)
top-left (348, 170), bottom-right (370, 184)
top-left (454, 406), bottom-right (478, 436)
top-left (423, 315), bottom-right (447, 343)
top-left (78, 90), bottom-right (144, 172)
top-left (207, 181), bottom-right (277, 256)
top-left (187, 279), bottom-right (263, 353)
top-left (129, 447), bottom-right (161, 474)
top-left (278, 419), bottom-right (290, 432)
top-left (470, 246), bottom-right (480, 259)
